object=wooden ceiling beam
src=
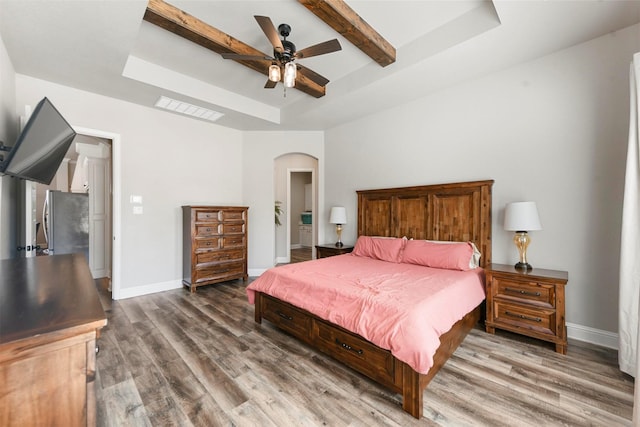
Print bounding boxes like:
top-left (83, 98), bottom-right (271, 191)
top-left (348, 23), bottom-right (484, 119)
top-left (298, 0), bottom-right (396, 67)
top-left (144, 0), bottom-right (325, 98)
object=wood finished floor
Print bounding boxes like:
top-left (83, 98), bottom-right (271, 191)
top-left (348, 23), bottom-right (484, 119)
top-left (95, 279), bottom-right (634, 426)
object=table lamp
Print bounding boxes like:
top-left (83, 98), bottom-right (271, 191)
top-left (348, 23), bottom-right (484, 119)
top-left (503, 201), bottom-right (542, 270)
top-left (329, 207), bottom-right (347, 247)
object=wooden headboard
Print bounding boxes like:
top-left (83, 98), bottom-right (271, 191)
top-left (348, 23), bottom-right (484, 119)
top-left (356, 180), bottom-right (493, 268)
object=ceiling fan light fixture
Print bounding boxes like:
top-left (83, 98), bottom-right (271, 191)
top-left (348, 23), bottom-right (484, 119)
top-left (284, 62), bottom-right (296, 88)
top-left (268, 63), bottom-right (281, 82)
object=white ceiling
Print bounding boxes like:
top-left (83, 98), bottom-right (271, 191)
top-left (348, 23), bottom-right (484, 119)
top-left (1, 0), bottom-right (639, 131)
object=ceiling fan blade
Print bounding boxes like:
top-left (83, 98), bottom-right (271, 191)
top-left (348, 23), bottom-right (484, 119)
top-left (295, 39), bottom-right (341, 60)
top-left (254, 15), bottom-right (284, 53)
top-left (264, 79), bottom-right (278, 89)
top-left (297, 64), bottom-right (330, 87)
top-left (221, 53), bottom-right (272, 61)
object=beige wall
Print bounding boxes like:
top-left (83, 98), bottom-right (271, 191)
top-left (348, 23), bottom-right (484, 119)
top-left (15, 75), bottom-right (244, 297)
top-left (324, 23), bottom-right (640, 344)
top-left (243, 132), bottom-right (324, 273)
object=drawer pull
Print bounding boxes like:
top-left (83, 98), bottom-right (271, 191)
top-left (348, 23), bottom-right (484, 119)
top-left (505, 311), bottom-right (542, 322)
top-left (276, 311), bottom-right (293, 321)
top-left (335, 338), bottom-right (364, 355)
top-left (505, 287), bottom-right (541, 297)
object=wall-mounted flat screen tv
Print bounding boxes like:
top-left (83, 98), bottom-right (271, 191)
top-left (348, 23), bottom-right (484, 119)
top-left (0, 97), bottom-right (76, 185)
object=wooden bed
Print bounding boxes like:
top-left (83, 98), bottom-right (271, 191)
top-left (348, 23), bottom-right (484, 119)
top-left (253, 180), bottom-right (493, 418)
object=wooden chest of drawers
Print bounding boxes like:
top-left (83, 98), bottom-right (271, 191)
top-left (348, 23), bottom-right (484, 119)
top-left (182, 205), bottom-right (248, 292)
top-left (485, 263), bottom-right (568, 354)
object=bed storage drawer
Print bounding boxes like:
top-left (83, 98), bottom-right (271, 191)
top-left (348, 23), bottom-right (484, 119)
top-left (314, 320), bottom-right (396, 388)
top-left (261, 295), bottom-right (312, 343)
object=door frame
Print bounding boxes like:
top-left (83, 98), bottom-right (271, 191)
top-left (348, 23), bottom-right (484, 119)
top-left (286, 168), bottom-right (316, 262)
top-left (73, 126), bottom-right (121, 299)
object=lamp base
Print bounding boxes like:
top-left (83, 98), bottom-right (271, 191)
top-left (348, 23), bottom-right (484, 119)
top-left (514, 262), bottom-right (533, 271)
top-left (335, 241), bottom-right (344, 248)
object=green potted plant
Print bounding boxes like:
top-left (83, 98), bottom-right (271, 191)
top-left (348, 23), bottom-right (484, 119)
top-left (275, 201), bottom-right (283, 226)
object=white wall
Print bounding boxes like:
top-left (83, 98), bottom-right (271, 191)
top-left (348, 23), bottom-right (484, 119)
top-left (16, 75), bottom-right (243, 296)
top-left (243, 132), bottom-right (323, 274)
top-left (325, 24), bottom-right (640, 341)
top-left (0, 33), bottom-right (17, 260)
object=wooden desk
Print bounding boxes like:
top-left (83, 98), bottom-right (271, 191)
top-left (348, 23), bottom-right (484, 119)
top-left (0, 254), bottom-right (107, 426)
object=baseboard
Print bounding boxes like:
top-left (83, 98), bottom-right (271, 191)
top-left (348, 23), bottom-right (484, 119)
top-left (275, 256), bottom-right (289, 264)
top-left (114, 279), bottom-right (182, 300)
top-left (248, 268), bottom-right (268, 277)
top-left (567, 322), bottom-right (618, 350)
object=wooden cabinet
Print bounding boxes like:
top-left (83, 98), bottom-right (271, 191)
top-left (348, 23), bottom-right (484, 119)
top-left (485, 263), bottom-right (568, 354)
top-left (0, 254), bottom-right (107, 426)
top-left (315, 244), bottom-right (354, 259)
top-left (182, 205), bottom-right (248, 292)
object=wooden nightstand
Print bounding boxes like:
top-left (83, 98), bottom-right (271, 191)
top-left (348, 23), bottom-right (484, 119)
top-left (315, 244), bottom-right (354, 259)
top-left (485, 263), bottom-right (569, 354)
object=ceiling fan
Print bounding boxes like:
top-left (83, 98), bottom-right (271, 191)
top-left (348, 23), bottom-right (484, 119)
top-left (222, 16), bottom-right (342, 91)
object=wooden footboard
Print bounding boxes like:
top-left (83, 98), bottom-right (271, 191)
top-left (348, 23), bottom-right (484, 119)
top-left (254, 291), bottom-right (480, 419)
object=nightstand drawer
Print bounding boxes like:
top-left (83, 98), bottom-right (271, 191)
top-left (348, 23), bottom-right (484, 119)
top-left (494, 301), bottom-right (556, 336)
top-left (494, 277), bottom-right (555, 308)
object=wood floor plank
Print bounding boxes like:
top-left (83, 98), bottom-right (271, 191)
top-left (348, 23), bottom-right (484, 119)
top-left (234, 369), bottom-right (325, 426)
top-left (228, 400), bottom-right (280, 427)
top-left (97, 378), bottom-right (151, 427)
top-left (95, 279), bottom-right (635, 426)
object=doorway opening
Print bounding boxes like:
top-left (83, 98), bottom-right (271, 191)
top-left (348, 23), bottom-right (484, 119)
top-left (35, 134), bottom-right (113, 292)
top-left (274, 153), bottom-right (318, 264)
top-left (288, 170), bottom-right (313, 263)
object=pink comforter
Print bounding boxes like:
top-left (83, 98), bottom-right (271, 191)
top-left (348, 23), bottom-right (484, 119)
top-left (246, 254), bottom-right (485, 374)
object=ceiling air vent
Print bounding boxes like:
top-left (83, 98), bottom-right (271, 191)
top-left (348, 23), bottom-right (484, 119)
top-left (154, 96), bottom-right (223, 122)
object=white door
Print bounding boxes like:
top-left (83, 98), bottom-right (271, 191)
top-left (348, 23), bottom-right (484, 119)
top-left (75, 142), bottom-right (111, 278)
top-left (88, 156), bottom-right (111, 277)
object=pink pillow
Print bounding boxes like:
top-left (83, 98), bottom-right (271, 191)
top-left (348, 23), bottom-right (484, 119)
top-left (401, 240), bottom-right (477, 271)
top-left (352, 236), bottom-right (406, 263)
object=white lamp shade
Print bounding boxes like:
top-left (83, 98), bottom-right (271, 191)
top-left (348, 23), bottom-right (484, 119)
top-left (504, 202), bottom-right (542, 231)
top-left (329, 206), bottom-right (347, 224)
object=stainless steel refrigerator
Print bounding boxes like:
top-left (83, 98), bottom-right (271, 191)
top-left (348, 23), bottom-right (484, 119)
top-left (43, 190), bottom-right (89, 261)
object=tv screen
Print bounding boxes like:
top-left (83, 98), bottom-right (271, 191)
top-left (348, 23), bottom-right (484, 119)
top-left (0, 97), bottom-right (76, 185)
